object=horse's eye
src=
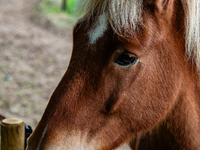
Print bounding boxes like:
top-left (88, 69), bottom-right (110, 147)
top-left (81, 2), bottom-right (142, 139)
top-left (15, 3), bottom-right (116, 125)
top-left (114, 52), bottom-right (138, 66)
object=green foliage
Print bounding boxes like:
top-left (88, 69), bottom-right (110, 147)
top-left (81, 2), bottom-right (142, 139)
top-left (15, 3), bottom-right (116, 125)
top-left (40, 0), bottom-right (78, 15)
top-left (67, 0), bottom-right (77, 14)
top-left (38, 0), bottom-right (79, 28)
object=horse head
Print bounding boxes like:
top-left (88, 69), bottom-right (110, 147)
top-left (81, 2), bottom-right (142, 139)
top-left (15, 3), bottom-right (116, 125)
top-left (27, 0), bottom-right (200, 149)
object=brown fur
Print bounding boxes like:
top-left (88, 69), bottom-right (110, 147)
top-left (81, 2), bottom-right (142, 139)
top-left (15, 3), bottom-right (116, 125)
top-left (27, 0), bottom-right (200, 149)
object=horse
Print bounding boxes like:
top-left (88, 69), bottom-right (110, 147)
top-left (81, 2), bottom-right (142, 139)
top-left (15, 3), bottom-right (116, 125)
top-left (27, 0), bottom-right (200, 149)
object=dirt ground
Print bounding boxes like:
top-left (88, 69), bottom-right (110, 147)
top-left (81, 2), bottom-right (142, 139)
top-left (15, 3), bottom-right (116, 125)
top-left (0, 0), bottom-right (74, 129)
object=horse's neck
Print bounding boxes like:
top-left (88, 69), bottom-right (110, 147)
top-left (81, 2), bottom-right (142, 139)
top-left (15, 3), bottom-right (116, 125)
top-left (131, 78), bottom-right (200, 150)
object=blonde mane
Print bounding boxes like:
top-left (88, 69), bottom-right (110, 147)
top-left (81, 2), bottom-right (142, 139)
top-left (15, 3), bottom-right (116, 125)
top-left (76, 0), bottom-right (142, 36)
top-left (181, 0), bottom-right (200, 70)
top-left (77, 0), bottom-right (200, 71)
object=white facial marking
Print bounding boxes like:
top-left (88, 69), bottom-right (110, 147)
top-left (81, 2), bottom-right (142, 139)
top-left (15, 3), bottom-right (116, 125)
top-left (36, 126), bottom-right (48, 150)
top-left (115, 143), bottom-right (132, 150)
top-left (88, 13), bottom-right (108, 44)
top-left (47, 132), bottom-right (93, 150)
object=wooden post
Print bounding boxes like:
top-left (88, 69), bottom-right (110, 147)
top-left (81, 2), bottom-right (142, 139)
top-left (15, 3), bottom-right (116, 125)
top-left (1, 118), bottom-right (25, 150)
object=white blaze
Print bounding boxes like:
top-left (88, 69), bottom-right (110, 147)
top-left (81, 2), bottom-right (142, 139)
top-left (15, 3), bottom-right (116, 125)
top-left (88, 13), bottom-right (108, 44)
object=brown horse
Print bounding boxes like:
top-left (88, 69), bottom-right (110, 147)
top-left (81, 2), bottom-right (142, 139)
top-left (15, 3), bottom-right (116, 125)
top-left (27, 0), bottom-right (200, 149)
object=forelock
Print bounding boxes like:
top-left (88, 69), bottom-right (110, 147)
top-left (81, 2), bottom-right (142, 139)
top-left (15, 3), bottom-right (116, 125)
top-left (76, 0), bottom-right (143, 37)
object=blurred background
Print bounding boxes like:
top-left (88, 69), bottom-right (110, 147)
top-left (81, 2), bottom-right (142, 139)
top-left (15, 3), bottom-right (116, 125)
top-left (0, 0), bottom-right (79, 129)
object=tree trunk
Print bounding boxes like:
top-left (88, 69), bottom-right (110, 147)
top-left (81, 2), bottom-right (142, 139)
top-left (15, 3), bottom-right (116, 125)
top-left (61, 0), bottom-right (67, 11)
